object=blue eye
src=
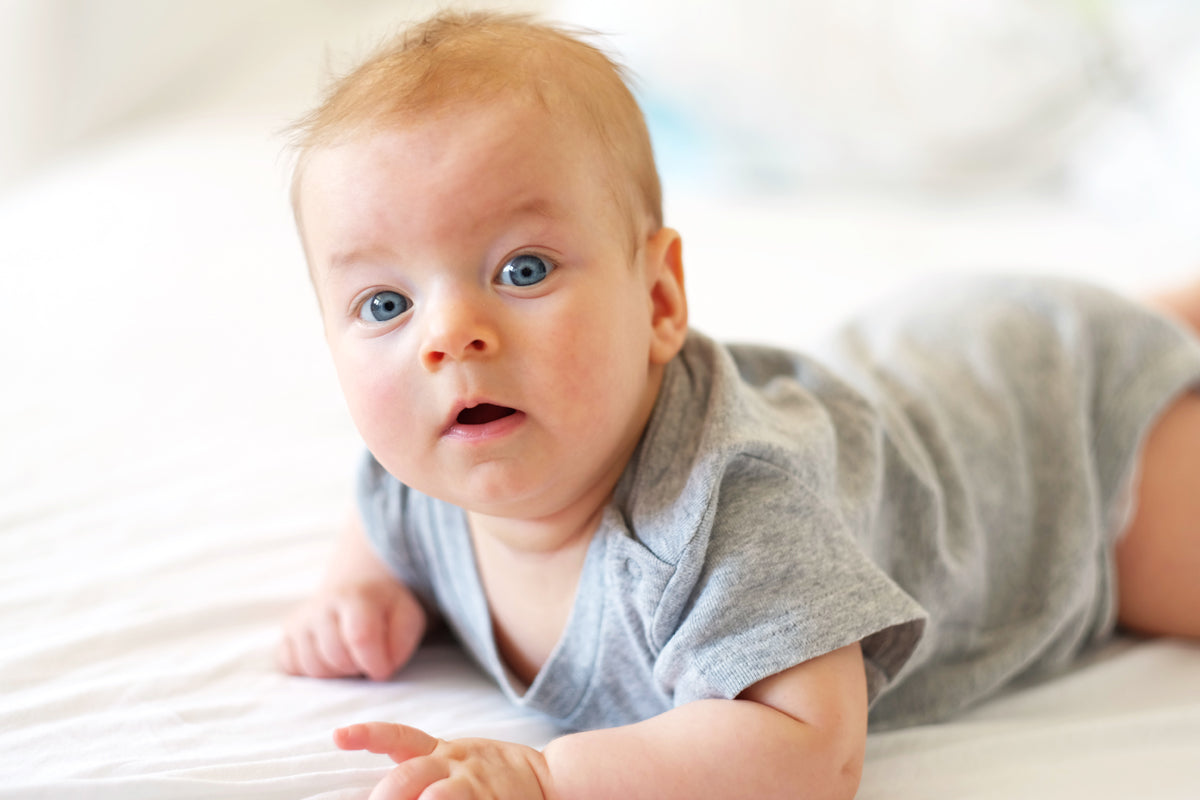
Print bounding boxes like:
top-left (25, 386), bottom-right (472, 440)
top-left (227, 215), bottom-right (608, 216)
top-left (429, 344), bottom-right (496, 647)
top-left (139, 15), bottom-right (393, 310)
top-left (359, 291), bottom-right (410, 323)
top-left (499, 254), bottom-right (553, 287)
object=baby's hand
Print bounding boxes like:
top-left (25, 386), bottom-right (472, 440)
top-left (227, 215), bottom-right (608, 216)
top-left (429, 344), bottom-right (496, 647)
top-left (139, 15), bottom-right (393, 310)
top-left (277, 579), bottom-right (426, 682)
top-left (336, 722), bottom-right (554, 800)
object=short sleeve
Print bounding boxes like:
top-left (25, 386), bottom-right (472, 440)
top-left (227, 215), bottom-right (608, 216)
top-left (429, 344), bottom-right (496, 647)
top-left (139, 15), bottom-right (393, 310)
top-left (652, 455), bottom-right (927, 707)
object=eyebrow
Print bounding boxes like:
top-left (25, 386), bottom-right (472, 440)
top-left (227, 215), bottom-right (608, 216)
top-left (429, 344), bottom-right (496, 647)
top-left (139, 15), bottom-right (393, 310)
top-left (324, 246), bottom-right (394, 275)
top-left (509, 195), bottom-right (560, 221)
top-left (321, 193), bottom-right (564, 277)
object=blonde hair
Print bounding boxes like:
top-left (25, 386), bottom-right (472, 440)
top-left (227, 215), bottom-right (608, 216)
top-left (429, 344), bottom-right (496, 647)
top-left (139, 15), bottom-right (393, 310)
top-left (289, 10), bottom-right (662, 236)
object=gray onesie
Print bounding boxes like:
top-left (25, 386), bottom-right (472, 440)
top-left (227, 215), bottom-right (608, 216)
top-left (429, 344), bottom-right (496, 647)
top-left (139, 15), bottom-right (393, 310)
top-left (358, 276), bottom-right (1200, 731)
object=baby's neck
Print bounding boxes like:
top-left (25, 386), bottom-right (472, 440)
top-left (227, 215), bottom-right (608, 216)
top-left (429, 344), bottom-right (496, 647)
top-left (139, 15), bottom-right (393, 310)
top-left (468, 499), bottom-right (602, 554)
top-left (468, 509), bottom-right (600, 686)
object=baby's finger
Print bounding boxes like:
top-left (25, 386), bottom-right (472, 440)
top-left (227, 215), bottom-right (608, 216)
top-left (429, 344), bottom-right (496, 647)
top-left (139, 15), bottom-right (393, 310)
top-left (339, 599), bottom-right (394, 681)
top-left (369, 757), bottom-right (450, 800)
top-left (385, 593), bottom-right (426, 671)
top-left (295, 628), bottom-right (341, 678)
top-left (313, 608), bottom-right (360, 676)
top-left (335, 722), bottom-right (440, 762)
top-left (276, 634), bottom-right (300, 676)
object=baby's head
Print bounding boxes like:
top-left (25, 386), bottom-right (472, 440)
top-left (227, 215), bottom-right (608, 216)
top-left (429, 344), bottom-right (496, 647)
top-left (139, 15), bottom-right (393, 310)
top-left (289, 12), bottom-right (688, 523)
top-left (290, 10), bottom-right (662, 252)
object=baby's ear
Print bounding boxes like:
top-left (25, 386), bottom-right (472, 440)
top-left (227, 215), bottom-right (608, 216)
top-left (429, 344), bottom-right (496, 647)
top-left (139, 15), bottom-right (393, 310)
top-left (644, 227), bottom-right (688, 365)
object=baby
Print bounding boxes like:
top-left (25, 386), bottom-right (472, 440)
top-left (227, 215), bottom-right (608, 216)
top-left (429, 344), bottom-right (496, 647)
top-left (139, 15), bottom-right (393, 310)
top-left (278, 11), bottom-right (1200, 800)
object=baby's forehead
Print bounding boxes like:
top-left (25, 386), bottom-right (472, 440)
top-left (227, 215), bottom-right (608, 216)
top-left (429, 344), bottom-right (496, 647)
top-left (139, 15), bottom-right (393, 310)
top-left (305, 96), bottom-right (587, 178)
top-left (296, 101), bottom-right (634, 236)
top-left (324, 99), bottom-right (622, 191)
top-left (295, 84), bottom-right (653, 248)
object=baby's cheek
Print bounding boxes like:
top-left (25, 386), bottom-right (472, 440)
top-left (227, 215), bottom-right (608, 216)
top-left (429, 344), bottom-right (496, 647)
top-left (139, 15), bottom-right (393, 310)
top-left (360, 376), bottom-right (411, 431)
top-left (335, 360), bottom-right (407, 439)
top-left (553, 341), bottom-right (641, 441)
top-left (544, 339), bottom-right (603, 404)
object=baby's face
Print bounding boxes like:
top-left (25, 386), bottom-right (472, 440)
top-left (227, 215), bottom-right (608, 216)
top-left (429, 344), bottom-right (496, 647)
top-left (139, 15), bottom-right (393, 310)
top-left (298, 100), bottom-right (668, 522)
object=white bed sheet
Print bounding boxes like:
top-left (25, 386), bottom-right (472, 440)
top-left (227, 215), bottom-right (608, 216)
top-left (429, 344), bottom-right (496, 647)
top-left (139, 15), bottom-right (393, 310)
top-left (2, 115), bottom-right (1199, 799)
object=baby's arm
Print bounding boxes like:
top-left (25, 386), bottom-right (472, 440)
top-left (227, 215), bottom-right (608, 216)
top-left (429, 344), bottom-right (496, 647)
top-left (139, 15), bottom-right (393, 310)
top-left (338, 642), bottom-right (867, 800)
top-left (551, 641), bottom-right (865, 799)
top-left (278, 510), bottom-right (427, 682)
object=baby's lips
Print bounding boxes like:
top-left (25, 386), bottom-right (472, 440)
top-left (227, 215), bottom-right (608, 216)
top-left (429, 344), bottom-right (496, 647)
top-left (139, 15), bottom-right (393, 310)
top-left (455, 403), bottom-right (518, 426)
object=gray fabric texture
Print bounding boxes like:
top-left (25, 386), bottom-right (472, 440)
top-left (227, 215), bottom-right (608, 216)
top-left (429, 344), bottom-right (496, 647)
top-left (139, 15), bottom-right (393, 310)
top-left (358, 276), bottom-right (1200, 731)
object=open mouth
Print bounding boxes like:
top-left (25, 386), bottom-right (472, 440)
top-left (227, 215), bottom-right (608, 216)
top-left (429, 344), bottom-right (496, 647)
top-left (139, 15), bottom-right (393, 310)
top-left (456, 403), bottom-right (518, 426)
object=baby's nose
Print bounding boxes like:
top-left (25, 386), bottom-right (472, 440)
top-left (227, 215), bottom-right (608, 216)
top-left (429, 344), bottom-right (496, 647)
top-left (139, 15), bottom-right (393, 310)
top-left (419, 297), bottom-right (497, 370)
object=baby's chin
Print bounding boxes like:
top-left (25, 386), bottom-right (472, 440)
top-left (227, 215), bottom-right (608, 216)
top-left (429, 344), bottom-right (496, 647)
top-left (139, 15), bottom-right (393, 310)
top-left (445, 477), bottom-right (586, 527)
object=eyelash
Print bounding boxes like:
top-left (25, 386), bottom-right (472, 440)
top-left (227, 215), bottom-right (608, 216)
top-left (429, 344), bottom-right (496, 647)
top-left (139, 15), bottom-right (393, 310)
top-left (350, 251), bottom-right (559, 324)
top-left (357, 290), bottom-right (410, 324)
top-left (497, 253), bottom-right (555, 288)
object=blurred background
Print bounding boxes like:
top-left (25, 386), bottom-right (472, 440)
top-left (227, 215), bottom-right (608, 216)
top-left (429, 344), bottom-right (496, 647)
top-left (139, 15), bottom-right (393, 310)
top-left (2, 0), bottom-right (1199, 351)
top-left (3, 0), bottom-right (1198, 219)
